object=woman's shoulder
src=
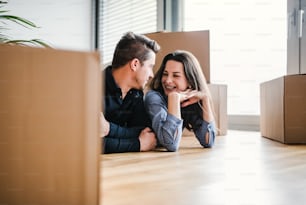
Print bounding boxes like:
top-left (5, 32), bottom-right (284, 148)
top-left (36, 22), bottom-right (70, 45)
top-left (145, 89), bottom-right (159, 95)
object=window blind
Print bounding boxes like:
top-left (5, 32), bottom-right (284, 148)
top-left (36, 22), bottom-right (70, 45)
top-left (98, 0), bottom-right (158, 65)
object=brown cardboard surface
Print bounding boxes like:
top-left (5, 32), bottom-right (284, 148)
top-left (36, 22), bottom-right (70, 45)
top-left (0, 44), bottom-right (102, 204)
top-left (284, 75), bottom-right (306, 143)
top-left (260, 74), bottom-right (306, 144)
top-left (145, 30), bottom-right (210, 83)
top-left (208, 84), bottom-right (228, 136)
top-left (260, 76), bottom-right (285, 142)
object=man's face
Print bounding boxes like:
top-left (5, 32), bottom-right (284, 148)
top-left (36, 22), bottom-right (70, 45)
top-left (134, 51), bottom-right (156, 90)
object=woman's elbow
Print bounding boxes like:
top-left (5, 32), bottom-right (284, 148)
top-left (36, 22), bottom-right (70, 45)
top-left (159, 137), bottom-right (180, 151)
top-left (202, 143), bottom-right (214, 148)
top-left (200, 132), bottom-right (215, 148)
top-left (158, 129), bottom-right (182, 152)
top-left (165, 143), bottom-right (179, 152)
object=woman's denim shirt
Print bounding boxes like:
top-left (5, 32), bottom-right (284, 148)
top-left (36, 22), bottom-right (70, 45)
top-left (144, 90), bottom-right (216, 151)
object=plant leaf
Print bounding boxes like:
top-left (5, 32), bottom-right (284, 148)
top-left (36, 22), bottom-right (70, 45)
top-left (0, 1), bottom-right (50, 48)
top-left (4, 39), bottom-right (51, 47)
top-left (0, 15), bottom-right (39, 28)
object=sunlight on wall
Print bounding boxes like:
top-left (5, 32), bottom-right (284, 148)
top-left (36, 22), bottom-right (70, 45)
top-left (183, 0), bottom-right (287, 115)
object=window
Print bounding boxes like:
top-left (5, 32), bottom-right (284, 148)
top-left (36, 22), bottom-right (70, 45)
top-left (98, 0), bottom-right (159, 65)
top-left (183, 0), bottom-right (287, 115)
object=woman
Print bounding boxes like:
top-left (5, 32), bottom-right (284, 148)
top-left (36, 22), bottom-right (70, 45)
top-left (144, 50), bottom-right (216, 151)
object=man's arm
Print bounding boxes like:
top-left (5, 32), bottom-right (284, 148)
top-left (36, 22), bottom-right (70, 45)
top-left (108, 122), bottom-right (143, 139)
top-left (100, 112), bottom-right (156, 153)
top-left (102, 127), bottom-right (156, 154)
top-left (100, 112), bottom-right (141, 153)
top-left (102, 137), bottom-right (140, 154)
top-left (100, 112), bottom-right (144, 139)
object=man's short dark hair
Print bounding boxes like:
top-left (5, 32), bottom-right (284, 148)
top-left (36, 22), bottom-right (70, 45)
top-left (111, 31), bottom-right (160, 69)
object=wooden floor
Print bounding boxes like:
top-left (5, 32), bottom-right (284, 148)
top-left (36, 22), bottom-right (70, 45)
top-left (100, 130), bottom-right (306, 205)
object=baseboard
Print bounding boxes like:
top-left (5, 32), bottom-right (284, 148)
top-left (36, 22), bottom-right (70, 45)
top-left (228, 115), bottom-right (260, 131)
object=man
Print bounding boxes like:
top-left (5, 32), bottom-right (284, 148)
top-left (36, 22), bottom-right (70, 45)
top-left (100, 32), bottom-right (160, 154)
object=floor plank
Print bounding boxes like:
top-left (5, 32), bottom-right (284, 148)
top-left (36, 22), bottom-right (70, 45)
top-left (100, 130), bottom-right (306, 205)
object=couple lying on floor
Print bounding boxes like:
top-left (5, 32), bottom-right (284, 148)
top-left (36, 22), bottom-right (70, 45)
top-left (100, 32), bottom-right (216, 154)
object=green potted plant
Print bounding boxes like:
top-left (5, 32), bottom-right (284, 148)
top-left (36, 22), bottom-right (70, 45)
top-left (0, 0), bottom-right (50, 47)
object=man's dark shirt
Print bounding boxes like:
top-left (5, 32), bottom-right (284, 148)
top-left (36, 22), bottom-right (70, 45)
top-left (102, 66), bottom-right (151, 154)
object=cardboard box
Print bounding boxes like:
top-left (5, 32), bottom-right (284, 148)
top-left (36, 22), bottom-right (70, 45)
top-left (260, 74), bottom-right (306, 144)
top-left (0, 45), bottom-right (102, 205)
top-left (208, 84), bottom-right (228, 136)
top-left (145, 30), bottom-right (210, 83)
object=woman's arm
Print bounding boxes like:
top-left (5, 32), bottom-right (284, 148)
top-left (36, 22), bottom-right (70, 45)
top-left (180, 90), bottom-right (216, 148)
top-left (168, 92), bottom-right (182, 119)
top-left (193, 120), bottom-right (216, 148)
top-left (144, 91), bottom-right (183, 152)
top-left (201, 95), bottom-right (215, 123)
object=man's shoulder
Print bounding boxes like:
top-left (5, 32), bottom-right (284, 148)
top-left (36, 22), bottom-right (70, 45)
top-left (104, 66), bottom-right (119, 95)
top-left (103, 66), bottom-right (112, 79)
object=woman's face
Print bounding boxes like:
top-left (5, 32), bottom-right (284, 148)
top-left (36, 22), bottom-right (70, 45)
top-left (161, 60), bottom-right (189, 96)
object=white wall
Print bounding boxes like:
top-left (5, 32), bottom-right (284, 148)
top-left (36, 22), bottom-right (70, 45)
top-left (184, 0), bottom-right (287, 116)
top-left (4, 0), bottom-right (93, 51)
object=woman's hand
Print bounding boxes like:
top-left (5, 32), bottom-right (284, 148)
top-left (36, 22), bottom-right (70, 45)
top-left (179, 89), bottom-right (208, 107)
top-left (179, 89), bottom-right (214, 122)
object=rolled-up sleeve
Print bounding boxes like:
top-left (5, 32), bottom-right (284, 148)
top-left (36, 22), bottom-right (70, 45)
top-left (144, 91), bottom-right (183, 152)
top-left (194, 119), bottom-right (216, 148)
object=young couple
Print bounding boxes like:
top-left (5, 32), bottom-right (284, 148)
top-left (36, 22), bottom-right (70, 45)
top-left (100, 31), bottom-right (216, 154)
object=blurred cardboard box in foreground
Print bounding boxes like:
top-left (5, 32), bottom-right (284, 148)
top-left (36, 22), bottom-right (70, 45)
top-left (0, 44), bottom-right (102, 205)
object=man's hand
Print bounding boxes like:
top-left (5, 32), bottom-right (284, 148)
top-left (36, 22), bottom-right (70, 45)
top-left (100, 112), bottom-right (110, 137)
top-left (139, 127), bottom-right (157, 151)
